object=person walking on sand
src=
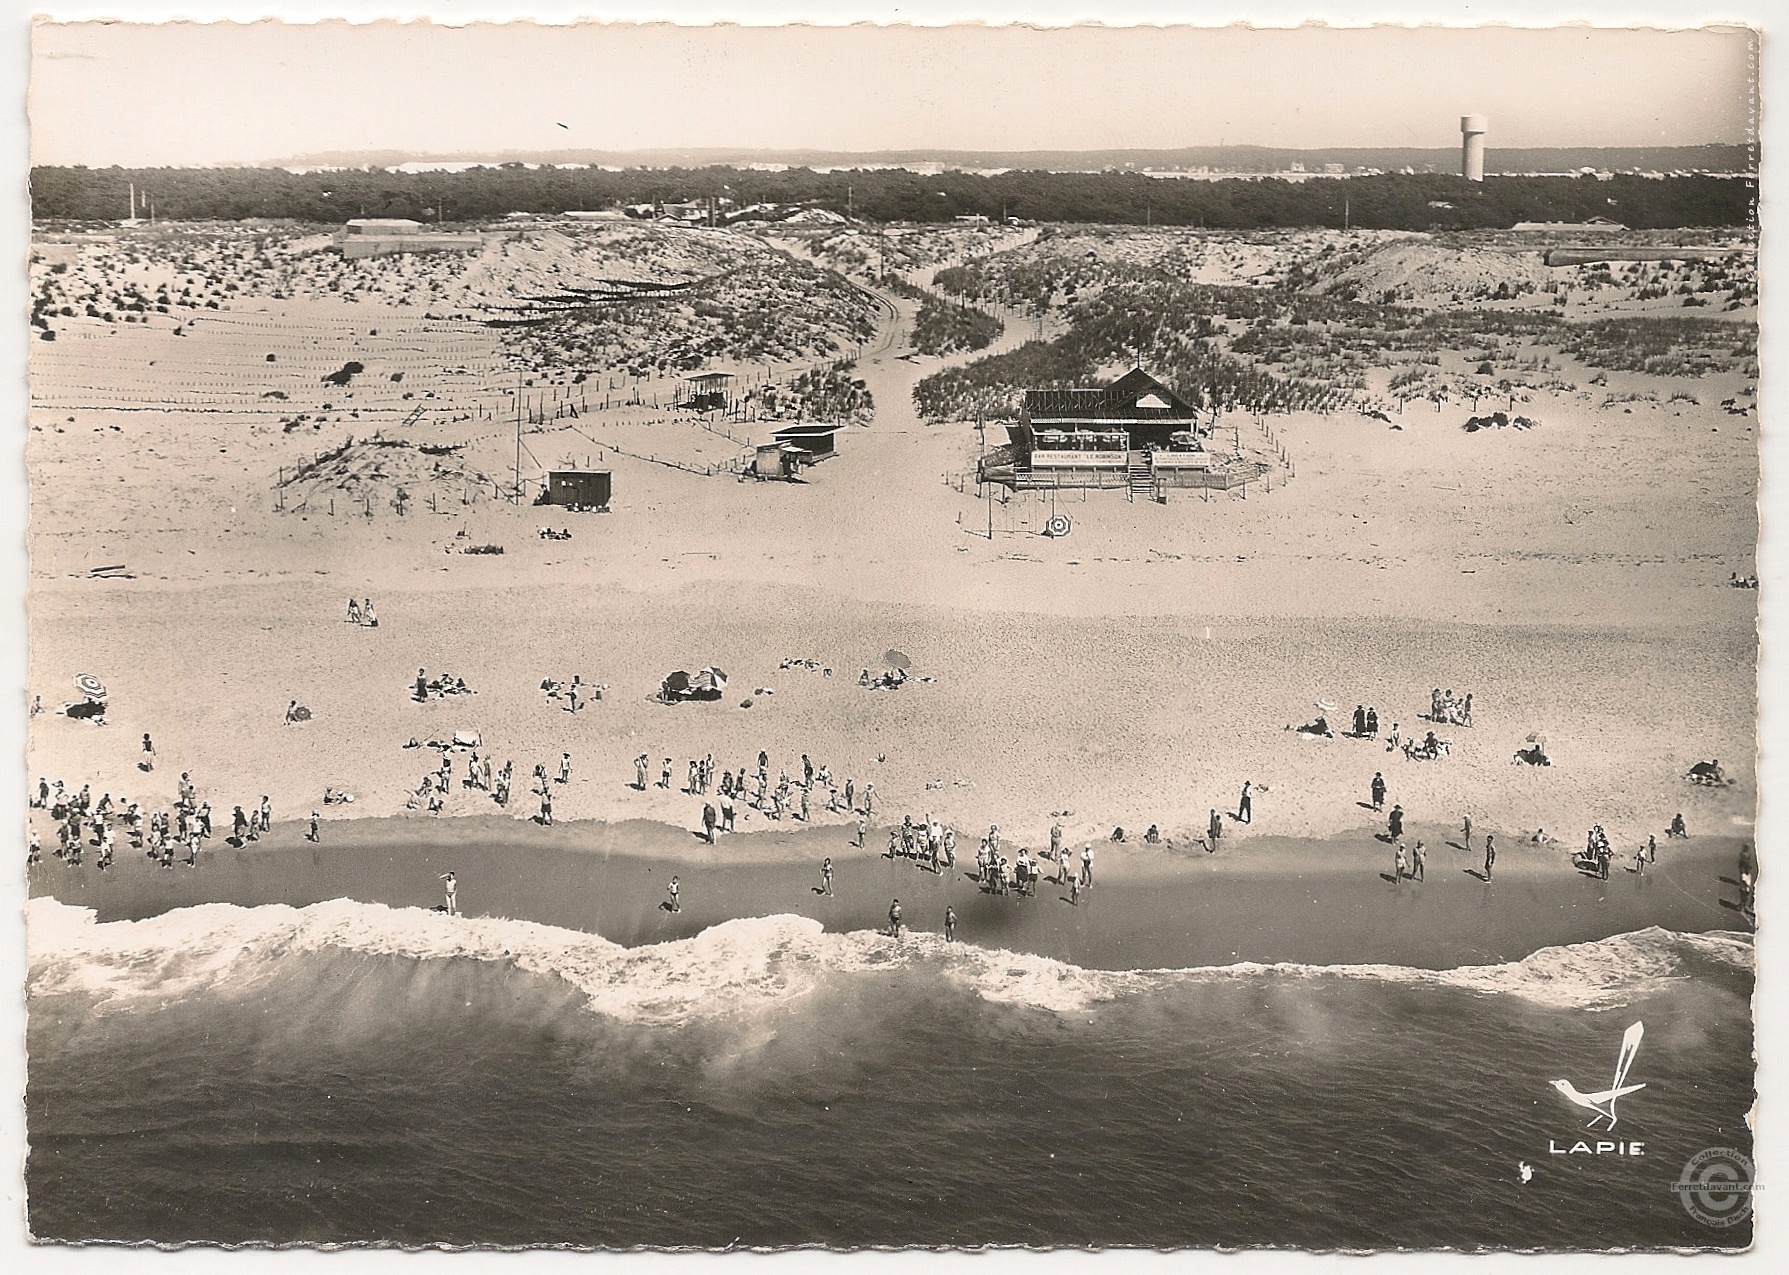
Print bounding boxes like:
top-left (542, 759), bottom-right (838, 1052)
top-left (1483, 834), bottom-right (1496, 880)
top-left (1388, 804), bottom-right (1404, 841)
top-left (540, 789), bottom-right (554, 827)
top-left (558, 753), bottom-right (571, 784)
top-left (888, 898), bottom-right (902, 938)
top-left (1237, 780), bottom-right (1253, 825)
top-left (258, 796), bottom-right (271, 834)
top-left (667, 877), bottom-right (681, 913)
top-left (1412, 840), bottom-right (1427, 882)
top-left (1394, 840), bottom-right (1408, 882)
top-left (141, 733), bottom-right (155, 772)
top-left (844, 777), bottom-right (855, 812)
top-left (821, 857), bottom-right (834, 896)
top-left (702, 802), bottom-right (717, 844)
top-left (1370, 772), bottom-right (1386, 812)
top-left (635, 754), bottom-right (650, 791)
top-left (440, 872), bottom-right (458, 916)
top-left (660, 758), bottom-right (673, 790)
top-left (944, 905), bottom-right (956, 942)
top-left (308, 811), bottom-right (320, 843)
top-left (1461, 811), bottom-right (1473, 851)
top-left (721, 791), bottom-right (735, 833)
top-left (1647, 833), bottom-right (1657, 864)
top-left (862, 783), bottom-right (875, 817)
top-left (1050, 821), bottom-right (1064, 864)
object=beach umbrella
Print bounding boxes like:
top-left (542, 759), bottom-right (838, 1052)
top-left (74, 673), bottom-right (107, 700)
top-left (884, 649), bottom-right (912, 671)
top-left (1526, 732), bottom-right (1548, 748)
top-left (663, 670), bottom-right (691, 693)
top-left (1314, 700), bottom-right (1338, 714)
top-left (706, 666), bottom-right (728, 687)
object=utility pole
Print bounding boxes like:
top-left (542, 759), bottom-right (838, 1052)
top-left (513, 374), bottom-right (522, 504)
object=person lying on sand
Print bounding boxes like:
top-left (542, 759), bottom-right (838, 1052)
top-left (1288, 715), bottom-right (1332, 738)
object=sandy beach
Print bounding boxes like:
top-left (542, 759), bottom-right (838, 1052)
top-left (26, 221), bottom-right (1759, 967)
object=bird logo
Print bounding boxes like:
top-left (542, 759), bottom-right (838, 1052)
top-left (1550, 1021), bottom-right (1646, 1129)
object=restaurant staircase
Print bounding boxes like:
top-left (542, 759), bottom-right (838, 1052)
top-left (1126, 451), bottom-right (1155, 502)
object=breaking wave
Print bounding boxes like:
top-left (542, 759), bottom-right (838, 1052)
top-left (27, 896), bottom-right (1752, 1027)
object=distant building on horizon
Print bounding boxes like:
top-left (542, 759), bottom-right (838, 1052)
top-left (335, 218), bottom-right (483, 259)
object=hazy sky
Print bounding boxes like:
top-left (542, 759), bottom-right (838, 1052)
top-left (29, 21), bottom-right (1756, 166)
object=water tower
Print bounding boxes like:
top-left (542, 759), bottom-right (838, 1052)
top-left (1461, 114), bottom-right (1488, 182)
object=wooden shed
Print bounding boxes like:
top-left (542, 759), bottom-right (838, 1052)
top-left (538, 469), bottom-right (612, 510)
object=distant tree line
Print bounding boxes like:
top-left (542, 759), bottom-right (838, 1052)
top-left (31, 165), bottom-right (1756, 231)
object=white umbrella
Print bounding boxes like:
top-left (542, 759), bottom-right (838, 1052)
top-left (1315, 700), bottom-right (1338, 714)
top-left (74, 673), bottom-right (107, 700)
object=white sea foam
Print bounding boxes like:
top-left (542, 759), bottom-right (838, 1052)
top-left (26, 897), bottom-right (1752, 1026)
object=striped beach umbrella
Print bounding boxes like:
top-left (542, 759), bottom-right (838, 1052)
top-left (74, 673), bottom-right (107, 700)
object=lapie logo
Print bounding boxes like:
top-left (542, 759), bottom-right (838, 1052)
top-left (1548, 1021), bottom-right (1647, 1156)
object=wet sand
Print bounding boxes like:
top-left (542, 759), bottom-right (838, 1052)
top-left (27, 813), bottom-right (1749, 971)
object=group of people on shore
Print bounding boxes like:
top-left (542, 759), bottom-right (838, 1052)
top-left (635, 747), bottom-right (879, 844)
top-left (29, 769), bottom-right (270, 872)
top-left (1428, 688), bottom-right (1474, 728)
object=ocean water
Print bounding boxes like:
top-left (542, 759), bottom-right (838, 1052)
top-left (26, 898), bottom-right (1755, 1249)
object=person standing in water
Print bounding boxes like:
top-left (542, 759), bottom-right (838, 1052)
top-left (1461, 811), bottom-right (1473, 852)
top-left (821, 857), bottom-right (834, 896)
top-left (1412, 840), bottom-right (1427, 882)
top-left (888, 898), bottom-right (903, 938)
top-left (1393, 840), bottom-right (1408, 883)
top-left (944, 906), bottom-right (957, 942)
top-left (1483, 834), bottom-right (1496, 880)
top-left (440, 871), bottom-right (458, 916)
top-left (667, 877), bottom-right (681, 913)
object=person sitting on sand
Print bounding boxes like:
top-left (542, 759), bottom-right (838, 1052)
top-left (1111, 826), bottom-right (1126, 843)
top-left (347, 597), bottom-right (361, 624)
top-left (363, 600), bottom-right (376, 627)
top-left (1291, 715), bottom-right (1332, 738)
top-left (1668, 812), bottom-right (1689, 839)
top-left (1144, 824), bottom-right (1162, 844)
